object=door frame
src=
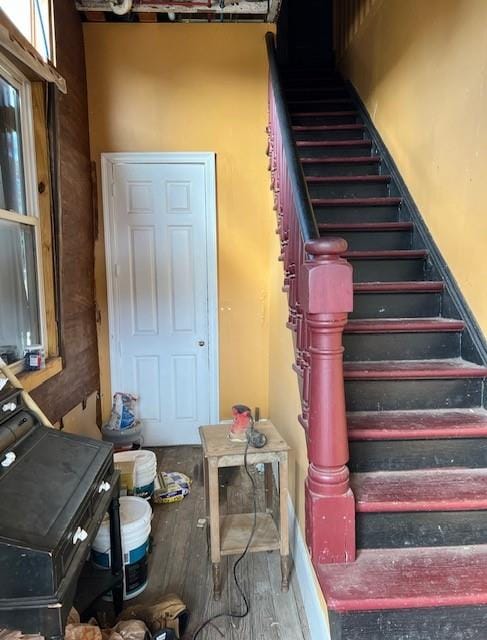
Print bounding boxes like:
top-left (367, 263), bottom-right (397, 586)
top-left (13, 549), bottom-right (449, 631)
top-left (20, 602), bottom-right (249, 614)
top-left (101, 151), bottom-right (220, 427)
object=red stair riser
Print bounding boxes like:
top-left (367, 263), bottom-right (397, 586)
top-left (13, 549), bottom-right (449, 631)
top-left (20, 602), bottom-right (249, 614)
top-left (293, 124), bottom-right (365, 131)
top-left (345, 319), bottom-right (464, 333)
top-left (301, 155), bottom-right (380, 164)
top-left (354, 281), bottom-right (444, 292)
top-left (312, 197), bottom-right (401, 206)
top-left (319, 222), bottom-right (413, 230)
top-left (309, 175), bottom-right (390, 184)
top-left (356, 498), bottom-right (487, 513)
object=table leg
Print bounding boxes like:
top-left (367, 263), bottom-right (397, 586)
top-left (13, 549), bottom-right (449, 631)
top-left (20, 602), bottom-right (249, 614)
top-left (212, 563), bottom-right (221, 600)
top-left (208, 457), bottom-right (222, 600)
top-left (279, 454), bottom-right (290, 592)
top-left (264, 463), bottom-right (274, 515)
top-left (109, 488), bottom-right (124, 614)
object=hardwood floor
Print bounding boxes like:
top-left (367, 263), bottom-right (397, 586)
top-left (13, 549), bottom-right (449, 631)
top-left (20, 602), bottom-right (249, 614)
top-left (135, 446), bottom-right (310, 640)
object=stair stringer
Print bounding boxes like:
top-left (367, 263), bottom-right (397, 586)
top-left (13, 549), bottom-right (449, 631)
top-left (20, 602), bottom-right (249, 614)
top-left (344, 78), bottom-right (487, 368)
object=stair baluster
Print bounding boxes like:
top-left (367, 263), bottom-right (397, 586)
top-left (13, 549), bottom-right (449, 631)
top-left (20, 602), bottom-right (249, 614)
top-left (267, 31), bottom-right (355, 564)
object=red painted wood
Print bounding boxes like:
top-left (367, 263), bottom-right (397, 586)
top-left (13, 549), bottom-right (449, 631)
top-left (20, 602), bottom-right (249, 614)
top-left (344, 249), bottom-right (427, 259)
top-left (312, 196), bottom-right (401, 206)
top-left (348, 408), bottom-right (487, 440)
top-left (345, 318), bottom-right (465, 333)
top-left (344, 358), bottom-right (487, 379)
top-left (352, 468), bottom-right (487, 512)
top-left (301, 238), bottom-right (355, 564)
top-left (301, 155), bottom-right (380, 164)
top-left (286, 86), bottom-right (348, 93)
top-left (354, 281), bottom-right (444, 292)
top-left (292, 124), bottom-right (365, 132)
top-left (317, 545), bottom-right (487, 612)
top-left (292, 110), bottom-right (359, 117)
top-left (288, 98), bottom-right (354, 105)
top-left (297, 140), bottom-right (372, 148)
top-left (320, 222), bottom-right (413, 231)
top-left (309, 175), bottom-right (391, 184)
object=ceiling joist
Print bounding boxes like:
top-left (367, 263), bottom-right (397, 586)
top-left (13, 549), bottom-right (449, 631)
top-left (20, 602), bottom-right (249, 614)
top-left (76, 0), bottom-right (282, 22)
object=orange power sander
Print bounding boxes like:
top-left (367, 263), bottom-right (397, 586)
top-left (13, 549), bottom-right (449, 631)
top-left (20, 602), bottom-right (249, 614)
top-left (228, 405), bottom-right (267, 448)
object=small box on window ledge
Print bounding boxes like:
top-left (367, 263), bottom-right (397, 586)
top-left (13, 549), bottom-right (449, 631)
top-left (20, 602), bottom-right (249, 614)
top-left (24, 346), bottom-right (46, 371)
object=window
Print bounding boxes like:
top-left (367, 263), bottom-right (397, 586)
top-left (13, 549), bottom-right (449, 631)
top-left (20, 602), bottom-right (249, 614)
top-left (0, 0), bottom-right (54, 62)
top-left (0, 53), bottom-right (45, 373)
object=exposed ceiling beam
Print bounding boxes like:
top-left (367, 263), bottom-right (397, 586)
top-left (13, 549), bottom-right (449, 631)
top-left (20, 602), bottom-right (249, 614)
top-left (267, 0), bottom-right (281, 22)
top-left (76, 1), bottom-right (270, 15)
top-left (84, 10), bottom-right (107, 20)
top-left (138, 11), bottom-right (159, 21)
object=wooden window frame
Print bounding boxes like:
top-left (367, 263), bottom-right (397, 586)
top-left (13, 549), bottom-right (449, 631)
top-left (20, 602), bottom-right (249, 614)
top-left (1, 0), bottom-right (55, 63)
top-left (0, 51), bottom-right (60, 385)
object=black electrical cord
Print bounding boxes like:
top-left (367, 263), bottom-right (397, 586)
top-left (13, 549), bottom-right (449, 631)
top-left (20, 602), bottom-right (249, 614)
top-left (192, 441), bottom-right (258, 639)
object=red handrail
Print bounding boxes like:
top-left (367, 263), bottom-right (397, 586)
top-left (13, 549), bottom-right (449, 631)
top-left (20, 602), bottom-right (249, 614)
top-left (266, 32), bottom-right (356, 564)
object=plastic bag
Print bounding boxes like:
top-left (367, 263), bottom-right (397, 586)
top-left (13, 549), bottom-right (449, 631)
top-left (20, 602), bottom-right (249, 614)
top-left (107, 393), bottom-right (138, 431)
top-left (65, 623), bottom-right (102, 640)
top-left (107, 620), bottom-right (150, 640)
top-left (118, 594), bottom-right (189, 637)
top-left (153, 471), bottom-right (192, 504)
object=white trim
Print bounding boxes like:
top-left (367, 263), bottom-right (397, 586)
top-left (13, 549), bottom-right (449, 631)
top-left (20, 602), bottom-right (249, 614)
top-left (288, 496), bottom-right (331, 640)
top-left (0, 52), bottom-right (39, 220)
top-left (101, 151), bottom-right (220, 427)
top-left (0, 51), bottom-right (48, 363)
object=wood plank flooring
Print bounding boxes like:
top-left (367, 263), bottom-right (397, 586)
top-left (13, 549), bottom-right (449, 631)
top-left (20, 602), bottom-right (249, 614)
top-left (134, 446), bottom-right (310, 640)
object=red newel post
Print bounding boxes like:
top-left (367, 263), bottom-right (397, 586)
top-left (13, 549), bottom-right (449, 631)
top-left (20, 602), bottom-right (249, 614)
top-left (301, 237), bottom-right (356, 564)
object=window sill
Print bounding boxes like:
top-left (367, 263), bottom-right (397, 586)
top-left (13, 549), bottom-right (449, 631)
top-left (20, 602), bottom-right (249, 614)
top-left (18, 356), bottom-right (63, 392)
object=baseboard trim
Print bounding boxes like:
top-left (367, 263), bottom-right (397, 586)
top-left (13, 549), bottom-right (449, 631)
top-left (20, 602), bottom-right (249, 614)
top-left (288, 496), bottom-right (331, 640)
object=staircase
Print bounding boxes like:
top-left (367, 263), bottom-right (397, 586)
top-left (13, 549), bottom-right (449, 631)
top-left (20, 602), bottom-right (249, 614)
top-left (280, 64), bottom-right (487, 638)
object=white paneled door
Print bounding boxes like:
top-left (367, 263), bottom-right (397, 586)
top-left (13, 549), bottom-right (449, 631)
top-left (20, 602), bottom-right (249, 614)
top-left (102, 154), bottom-right (218, 446)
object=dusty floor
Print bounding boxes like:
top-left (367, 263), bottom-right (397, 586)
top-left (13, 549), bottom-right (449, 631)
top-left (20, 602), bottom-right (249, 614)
top-left (131, 445), bottom-right (311, 639)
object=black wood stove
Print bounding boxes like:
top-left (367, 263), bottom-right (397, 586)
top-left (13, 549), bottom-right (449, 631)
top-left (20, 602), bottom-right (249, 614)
top-left (0, 384), bottom-right (124, 638)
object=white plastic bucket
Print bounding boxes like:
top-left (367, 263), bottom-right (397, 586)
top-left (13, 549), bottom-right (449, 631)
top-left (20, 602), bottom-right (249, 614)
top-left (91, 496), bottom-right (152, 600)
top-left (114, 450), bottom-right (157, 498)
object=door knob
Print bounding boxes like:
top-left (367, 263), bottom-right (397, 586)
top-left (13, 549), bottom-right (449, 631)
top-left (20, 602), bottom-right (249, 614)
top-left (198, 340), bottom-right (205, 347)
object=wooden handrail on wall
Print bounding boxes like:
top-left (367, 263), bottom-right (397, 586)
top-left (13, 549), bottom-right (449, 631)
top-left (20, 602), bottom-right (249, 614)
top-left (266, 31), bottom-right (356, 564)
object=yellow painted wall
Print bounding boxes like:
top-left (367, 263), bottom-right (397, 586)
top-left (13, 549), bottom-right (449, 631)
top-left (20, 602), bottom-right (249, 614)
top-left (267, 214), bottom-right (329, 616)
top-left (83, 24), bottom-right (275, 420)
top-left (337, 0), bottom-right (487, 335)
top-left (268, 246), bottom-right (307, 528)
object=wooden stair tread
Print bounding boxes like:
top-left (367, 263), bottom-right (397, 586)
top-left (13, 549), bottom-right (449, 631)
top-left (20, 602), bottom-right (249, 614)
top-left (320, 221), bottom-right (413, 231)
top-left (292, 110), bottom-right (359, 117)
top-left (317, 545), bottom-right (487, 612)
top-left (289, 98), bottom-right (354, 105)
top-left (352, 468), bottom-right (487, 512)
top-left (344, 358), bottom-right (487, 379)
top-left (301, 155), bottom-right (380, 164)
top-left (297, 140), bottom-right (372, 148)
top-left (308, 175), bottom-right (390, 184)
top-left (354, 281), bottom-right (444, 292)
top-left (348, 408), bottom-right (487, 440)
top-left (312, 196), bottom-right (401, 206)
top-left (344, 249), bottom-right (427, 259)
top-left (345, 317), bottom-right (465, 333)
top-left (286, 86), bottom-right (347, 92)
top-left (293, 124), bottom-right (365, 132)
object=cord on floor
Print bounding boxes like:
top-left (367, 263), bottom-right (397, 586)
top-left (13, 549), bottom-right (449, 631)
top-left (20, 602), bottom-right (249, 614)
top-left (192, 442), bottom-right (257, 639)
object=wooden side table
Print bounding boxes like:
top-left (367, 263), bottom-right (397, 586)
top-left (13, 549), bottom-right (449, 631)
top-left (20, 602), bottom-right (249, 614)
top-left (199, 421), bottom-right (290, 600)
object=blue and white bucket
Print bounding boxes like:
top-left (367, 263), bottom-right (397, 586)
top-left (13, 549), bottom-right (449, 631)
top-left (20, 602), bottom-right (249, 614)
top-left (91, 496), bottom-right (152, 600)
top-left (114, 450), bottom-right (157, 499)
